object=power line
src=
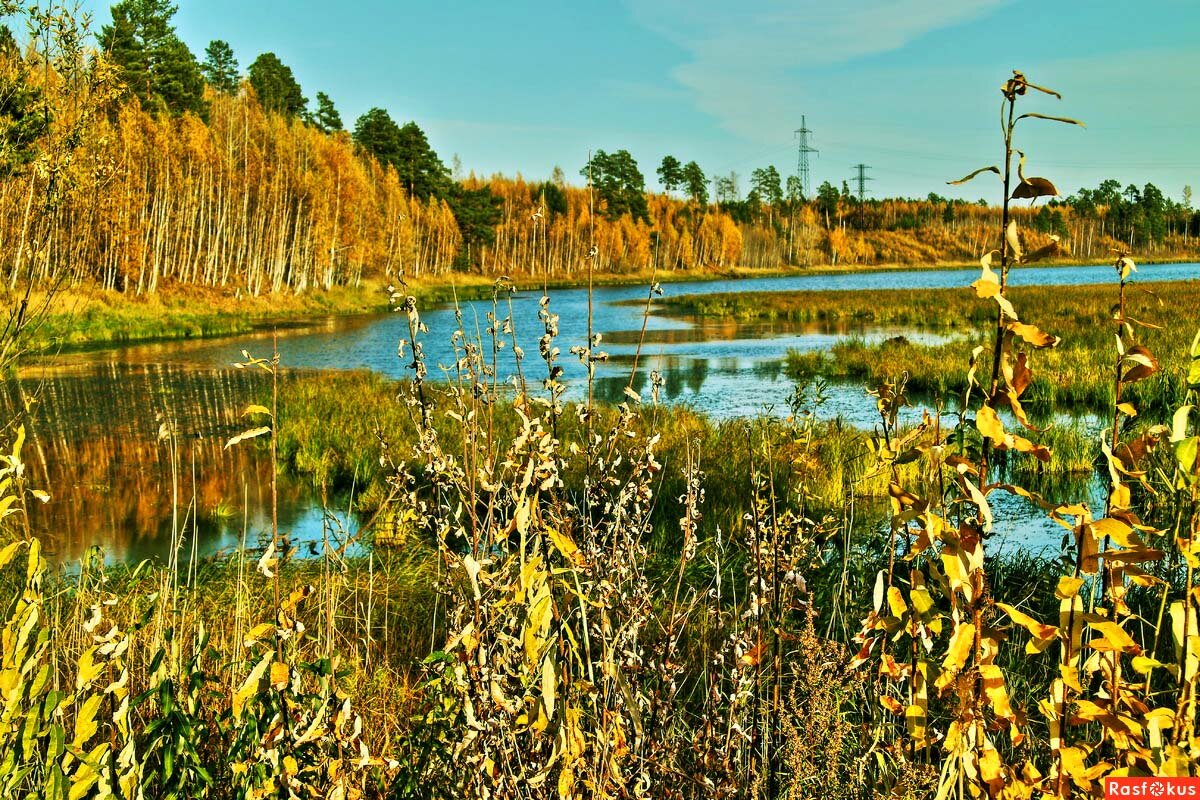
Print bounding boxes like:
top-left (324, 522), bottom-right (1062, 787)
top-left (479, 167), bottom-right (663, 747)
top-left (794, 116), bottom-right (818, 199)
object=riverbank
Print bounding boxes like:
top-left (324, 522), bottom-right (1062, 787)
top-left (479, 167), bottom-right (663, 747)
top-left (18, 254), bottom-right (1198, 356)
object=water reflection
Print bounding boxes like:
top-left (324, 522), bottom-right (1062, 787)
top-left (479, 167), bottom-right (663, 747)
top-left (18, 263), bottom-right (1188, 563)
top-left (1, 365), bottom-right (349, 564)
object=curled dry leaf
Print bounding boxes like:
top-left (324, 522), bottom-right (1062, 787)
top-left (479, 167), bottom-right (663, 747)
top-left (257, 541), bottom-right (276, 578)
top-left (948, 165), bottom-right (1000, 185)
top-left (1011, 176), bottom-right (1059, 200)
top-left (1008, 321), bottom-right (1059, 348)
top-left (1005, 220), bottom-right (1022, 262)
top-left (971, 253), bottom-right (1019, 320)
top-left (1120, 345), bottom-right (1159, 383)
top-left (1023, 235), bottom-right (1065, 264)
top-left (1119, 256), bottom-right (1137, 280)
top-left (1015, 112), bottom-right (1084, 127)
top-left (977, 405), bottom-right (1052, 462)
top-left (225, 426), bottom-right (271, 449)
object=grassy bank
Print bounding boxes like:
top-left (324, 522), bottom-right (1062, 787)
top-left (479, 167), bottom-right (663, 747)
top-left (20, 253), bottom-right (1198, 357)
top-left (660, 277), bottom-right (1200, 415)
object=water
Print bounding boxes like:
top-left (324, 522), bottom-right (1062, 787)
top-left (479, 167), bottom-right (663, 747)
top-left (19, 262), bottom-right (1200, 562)
top-left (51, 261), bottom-right (1199, 424)
top-left (1, 366), bottom-right (354, 564)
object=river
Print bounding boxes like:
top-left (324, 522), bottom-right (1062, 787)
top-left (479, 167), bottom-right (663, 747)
top-left (10, 261), bottom-right (1199, 563)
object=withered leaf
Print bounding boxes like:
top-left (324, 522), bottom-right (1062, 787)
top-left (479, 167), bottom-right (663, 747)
top-left (1012, 176), bottom-right (1059, 200)
top-left (948, 165), bottom-right (1000, 185)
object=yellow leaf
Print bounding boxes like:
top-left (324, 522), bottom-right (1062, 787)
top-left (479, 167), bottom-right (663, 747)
top-left (1008, 321), bottom-right (1059, 348)
top-left (1132, 655), bottom-right (1169, 675)
top-left (558, 765), bottom-right (575, 798)
top-left (524, 582), bottom-right (553, 665)
top-left (76, 648), bottom-right (104, 691)
top-left (886, 587), bottom-right (908, 619)
top-left (1091, 518), bottom-right (1139, 548)
top-left (547, 527), bottom-right (583, 566)
top-left (225, 426), bottom-right (272, 449)
top-left (0, 540), bottom-right (23, 570)
top-left (980, 664), bottom-right (1015, 720)
top-left (1059, 746), bottom-right (1088, 778)
top-left (11, 425), bottom-right (24, 461)
top-left (1087, 620), bottom-right (1140, 654)
top-left (910, 587), bottom-right (935, 617)
top-left (942, 622), bottom-right (975, 673)
top-left (1060, 664), bottom-right (1082, 693)
top-left (26, 537), bottom-right (41, 582)
top-left (905, 704), bottom-right (928, 744)
top-left (234, 653), bottom-right (272, 718)
top-left (541, 655), bottom-right (556, 728)
top-left (977, 405), bottom-right (1007, 444)
top-left (996, 602), bottom-right (1059, 642)
top-left (72, 694), bottom-right (103, 750)
top-left (1056, 576), bottom-right (1084, 599)
top-left (280, 585), bottom-right (313, 614)
top-left (270, 661), bottom-right (289, 690)
top-left (977, 405), bottom-right (1051, 462)
top-left (980, 746), bottom-right (1005, 794)
top-left (243, 623), bottom-right (275, 648)
top-left (243, 404), bottom-right (272, 417)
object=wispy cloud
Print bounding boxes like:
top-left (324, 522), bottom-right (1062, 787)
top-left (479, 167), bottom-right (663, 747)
top-left (626, 0), bottom-right (1009, 141)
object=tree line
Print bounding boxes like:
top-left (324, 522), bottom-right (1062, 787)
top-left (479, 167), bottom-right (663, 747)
top-left (0, 0), bottom-right (1196, 298)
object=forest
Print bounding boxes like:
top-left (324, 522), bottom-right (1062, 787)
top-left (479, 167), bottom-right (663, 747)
top-left (0, 0), bottom-right (1197, 304)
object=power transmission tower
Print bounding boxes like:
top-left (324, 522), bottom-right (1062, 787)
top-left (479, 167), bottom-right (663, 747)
top-left (793, 116), bottom-right (818, 199)
top-left (850, 163), bottom-right (872, 227)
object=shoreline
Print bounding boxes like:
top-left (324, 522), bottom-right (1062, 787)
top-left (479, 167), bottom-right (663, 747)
top-left (17, 254), bottom-right (1199, 356)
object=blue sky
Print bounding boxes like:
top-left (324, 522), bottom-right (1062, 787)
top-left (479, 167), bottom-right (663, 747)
top-left (77, 0), bottom-right (1200, 202)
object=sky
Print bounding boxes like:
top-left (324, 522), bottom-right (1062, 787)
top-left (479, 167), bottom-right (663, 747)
top-left (74, 0), bottom-right (1200, 203)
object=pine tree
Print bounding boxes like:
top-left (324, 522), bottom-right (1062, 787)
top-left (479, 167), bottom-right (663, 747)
top-left (354, 109), bottom-right (448, 200)
top-left (0, 25), bottom-right (51, 174)
top-left (395, 122), bottom-right (448, 200)
top-left (247, 52), bottom-right (307, 117)
top-left (353, 107), bottom-right (401, 162)
top-left (313, 92), bottom-right (342, 132)
top-left (682, 161), bottom-right (708, 207)
top-left (657, 155), bottom-right (683, 193)
top-left (155, 36), bottom-right (206, 115)
top-left (448, 184), bottom-right (502, 268)
top-left (99, 5), bottom-right (152, 107)
top-left (201, 40), bottom-right (239, 94)
top-left (582, 150), bottom-right (649, 222)
top-left (99, 0), bottom-right (206, 116)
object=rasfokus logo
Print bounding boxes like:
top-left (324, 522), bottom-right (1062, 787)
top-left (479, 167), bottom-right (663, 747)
top-left (1106, 778), bottom-right (1200, 798)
